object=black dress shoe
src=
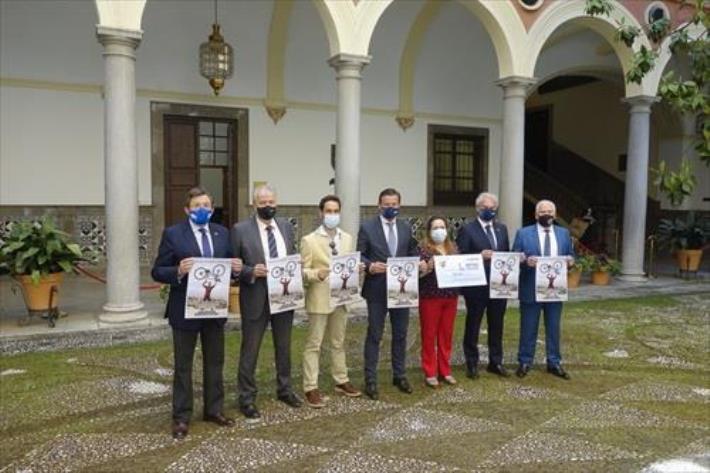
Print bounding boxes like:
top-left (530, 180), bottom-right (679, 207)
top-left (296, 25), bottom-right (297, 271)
top-left (487, 364), bottom-right (511, 377)
top-left (364, 382), bottom-right (379, 400)
top-left (393, 377), bottom-right (413, 394)
top-left (204, 413), bottom-right (235, 427)
top-left (547, 365), bottom-right (571, 380)
top-left (240, 404), bottom-right (261, 420)
top-left (278, 392), bottom-right (303, 408)
top-left (172, 420), bottom-right (188, 440)
top-left (516, 364), bottom-right (531, 378)
top-left (466, 367), bottom-right (479, 379)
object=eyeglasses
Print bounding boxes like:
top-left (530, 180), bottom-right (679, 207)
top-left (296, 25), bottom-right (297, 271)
top-left (329, 240), bottom-right (338, 256)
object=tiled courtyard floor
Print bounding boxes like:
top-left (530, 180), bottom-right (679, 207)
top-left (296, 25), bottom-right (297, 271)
top-left (1, 294), bottom-right (708, 472)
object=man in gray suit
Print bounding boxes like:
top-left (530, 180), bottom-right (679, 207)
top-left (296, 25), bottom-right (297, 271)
top-left (358, 188), bottom-right (424, 400)
top-left (231, 184), bottom-right (303, 420)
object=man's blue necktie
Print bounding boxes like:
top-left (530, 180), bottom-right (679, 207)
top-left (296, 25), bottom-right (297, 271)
top-left (199, 228), bottom-right (212, 257)
top-left (543, 229), bottom-right (551, 257)
top-left (266, 225), bottom-right (278, 258)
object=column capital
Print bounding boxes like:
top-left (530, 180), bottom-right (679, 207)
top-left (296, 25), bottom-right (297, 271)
top-left (97, 26), bottom-right (142, 52)
top-left (495, 75), bottom-right (537, 98)
top-left (622, 95), bottom-right (658, 113)
top-left (328, 53), bottom-right (371, 78)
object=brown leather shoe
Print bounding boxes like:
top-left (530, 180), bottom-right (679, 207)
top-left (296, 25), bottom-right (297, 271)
top-left (334, 382), bottom-right (362, 398)
top-left (204, 413), bottom-right (235, 427)
top-left (305, 389), bottom-right (325, 408)
top-left (172, 420), bottom-right (188, 440)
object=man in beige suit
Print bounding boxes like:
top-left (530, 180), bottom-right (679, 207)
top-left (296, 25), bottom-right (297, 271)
top-left (301, 195), bottom-right (362, 408)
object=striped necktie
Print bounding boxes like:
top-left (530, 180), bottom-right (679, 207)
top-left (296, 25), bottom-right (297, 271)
top-left (266, 225), bottom-right (278, 258)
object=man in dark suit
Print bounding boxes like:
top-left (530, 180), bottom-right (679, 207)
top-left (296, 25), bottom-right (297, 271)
top-left (456, 192), bottom-right (510, 379)
top-left (512, 199), bottom-right (575, 380)
top-left (231, 184), bottom-right (303, 420)
top-left (358, 188), bottom-right (425, 400)
top-left (152, 187), bottom-right (242, 439)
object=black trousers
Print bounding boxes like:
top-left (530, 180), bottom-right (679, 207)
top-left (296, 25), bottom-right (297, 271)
top-left (463, 291), bottom-right (507, 369)
top-left (238, 300), bottom-right (294, 406)
top-left (172, 322), bottom-right (224, 423)
top-left (363, 301), bottom-right (410, 383)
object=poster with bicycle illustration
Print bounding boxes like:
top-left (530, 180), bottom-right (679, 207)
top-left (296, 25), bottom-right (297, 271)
top-left (490, 252), bottom-right (522, 299)
top-left (329, 251), bottom-right (362, 307)
top-left (185, 258), bottom-right (232, 319)
top-left (387, 257), bottom-right (420, 309)
top-left (535, 256), bottom-right (568, 302)
top-left (267, 254), bottom-right (305, 314)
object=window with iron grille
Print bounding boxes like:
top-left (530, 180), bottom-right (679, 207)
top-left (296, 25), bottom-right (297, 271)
top-left (430, 126), bottom-right (487, 206)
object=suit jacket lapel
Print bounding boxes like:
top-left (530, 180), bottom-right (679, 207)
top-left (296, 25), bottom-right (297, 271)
top-left (473, 220), bottom-right (493, 250)
top-left (182, 221), bottom-right (202, 257)
top-left (373, 218), bottom-right (389, 256)
top-left (532, 226), bottom-right (542, 256)
top-left (396, 219), bottom-right (407, 256)
top-left (276, 217), bottom-right (292, 254)
top-left (554, 225), bottom-right (566, 255)
top-left (250, 216), bottom-right (266, 263)
top-left (209, 226), bottom-right (223, 257)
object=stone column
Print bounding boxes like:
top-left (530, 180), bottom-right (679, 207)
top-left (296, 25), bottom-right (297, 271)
top-left (328, 53), bottom-right (370, 237)
top-left (620, 95), bottom-right (657, 281)
top-left (97, 26), bottom-right (147, 323)
top-left (496, 76), bottom-right (536, 238)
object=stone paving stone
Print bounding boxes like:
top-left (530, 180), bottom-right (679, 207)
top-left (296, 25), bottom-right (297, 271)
top-left (0, 368), bottom-right (26, 376)
top-left (600, 381), bottom-right (710, 403)
top-left (164, 436), bottom-right (330, 472)
top-left (603, 349), bottom-right (630, 358)
top-left (317, 450), bottom-right (463, 472)
top-left (5, 433), bottom-right (174, 472)
top-left (417, 385), bottom-right (573, 407)
top-left (356, 407), bottom-right (511, 445)
top-left (480, 431), bottom-right (640, 467)
top-left (645, 356), bottom-right (703, 370)
top-left (76, 353), bottom-right (176, 379)
top-left (542, 401), bottom-right (705, 429)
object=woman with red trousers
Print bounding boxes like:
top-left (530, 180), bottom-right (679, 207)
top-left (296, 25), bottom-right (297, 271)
top-left (418, 216), bottom-right (459, 388)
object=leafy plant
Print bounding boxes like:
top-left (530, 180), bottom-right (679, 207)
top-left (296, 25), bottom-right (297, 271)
top-left (652, 160), bottom-right (697, 206)
top-left (584, 0), bottom-right (613, 17)
top-left (656, 212), bottom-right (709, 251)
top-left (648, 17), bottom-right (671, 43)
top-left (0, 218), bottom-right (92, 285)
top-left (572, 254), bottom-right (597, 273)
top-left (589, 254), bottom-right (622, 275)
top-left (615, 18), bottom-right (640, 48)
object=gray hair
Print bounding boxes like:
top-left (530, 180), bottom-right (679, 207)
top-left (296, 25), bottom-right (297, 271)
top-left (475, 192), bottom-right (499, 209)
top-left (253, 183), bottom-right (277, 203)
top-left (535, 199), bottom-right (556, 213)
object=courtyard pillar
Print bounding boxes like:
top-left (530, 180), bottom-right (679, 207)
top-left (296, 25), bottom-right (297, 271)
top-left (496, 76), bottom-right (536, 237)
top-left (328, 53), bottom-right (370, 237)
top-left (96, 26), bottom-right (146, 323)
top-left (620, 95), bottom-right (657, 281)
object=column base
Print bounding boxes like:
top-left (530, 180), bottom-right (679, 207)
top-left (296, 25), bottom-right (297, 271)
top-left (618, 273), bottom-right (648, 283)
top-left (99, 301), bottom-right (148, 326)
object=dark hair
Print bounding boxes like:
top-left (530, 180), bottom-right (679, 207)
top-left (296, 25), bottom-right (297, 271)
top-left (422, 215), bottom-right (456, 255)
top-left (184, 186), bottom-right (213, 207)
top-left (378, 188), bottom-right (401, 204)
top-left (318, 194), bottom-right (341, 211)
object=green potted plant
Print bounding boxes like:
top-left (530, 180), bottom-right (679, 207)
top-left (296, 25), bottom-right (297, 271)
top-left (656, 212), bottom-right (708, 272)
top-left (589, 254), bottom-right (621, 286)
top-left (0, 218), bottom-right (91, 321)
top-left (568, 254), bottom-right (595, 288)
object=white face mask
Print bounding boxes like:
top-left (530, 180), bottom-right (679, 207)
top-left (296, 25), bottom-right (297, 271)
top-left (323, 213), bottom-right (340, 229)
top-left (430, 228), bottom-right (447, 244)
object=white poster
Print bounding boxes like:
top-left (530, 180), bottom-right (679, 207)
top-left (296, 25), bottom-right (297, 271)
top-left (387, 257), bottom-right (420, 309)
top-left (329, 251), bottom-right (362, 308)
top-left (433, 254), bottom-right (487, 289)
top-left (535, 257), bottom-right (569, 302)
top-left (490, 252), bottom-right (522, 299)
top-left (267, 254), bottom-right (305, 314)
top-left (185, 258), bottom-right (232, 319)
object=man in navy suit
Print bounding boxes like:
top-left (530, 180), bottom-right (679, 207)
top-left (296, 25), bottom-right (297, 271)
top-left (358, 188), bottom-right (425, 400)
top-left (152, 187), bottom-right (242, 439)
top-left (512, 199), bottom-right (575, 380)
top-left (456, 192), bottom-right (510, 379)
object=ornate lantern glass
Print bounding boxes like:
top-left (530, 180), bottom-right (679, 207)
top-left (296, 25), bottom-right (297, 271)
top-left (199, 7), bottom-right (234, 96)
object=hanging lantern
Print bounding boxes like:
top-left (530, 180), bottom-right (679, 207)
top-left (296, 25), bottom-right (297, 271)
top-left (199, 0), bottom-right (234, 95)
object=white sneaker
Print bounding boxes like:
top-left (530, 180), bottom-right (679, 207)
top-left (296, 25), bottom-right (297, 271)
top-left (443, 375), bottom-right (457, 385)
top-left (425, 377), bottom-right (439, 388)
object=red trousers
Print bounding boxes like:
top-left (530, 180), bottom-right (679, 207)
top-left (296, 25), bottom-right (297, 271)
top-left (419, 297), bottom-right (458, 378)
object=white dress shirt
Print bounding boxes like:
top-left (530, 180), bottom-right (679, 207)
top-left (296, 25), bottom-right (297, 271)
top-left (477, 218), bottom-right (498, 250)
top-left (379, 215), bottom-right (398, 248)
top-left (188, 220), bottom-right (214, 257)
top-left (257, 217), bottom-right (287, 259)
top-left (536, 223), bottom-right (558, 256)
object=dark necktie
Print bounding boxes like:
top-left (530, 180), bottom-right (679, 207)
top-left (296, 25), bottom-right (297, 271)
top-left (266, 225), bottom-right (278, 258)
top-left (543, 229), bottom-right (551, 257)
top-left (387, 222), bottom-right (397, 257)
top-left (199, 228), bottom-right (212, 258)
top-left (485, 224), bottom-right (496, 250)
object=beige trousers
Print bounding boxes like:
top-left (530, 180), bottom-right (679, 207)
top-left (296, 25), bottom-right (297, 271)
top-left (302, 306), bottom-right (349, 392)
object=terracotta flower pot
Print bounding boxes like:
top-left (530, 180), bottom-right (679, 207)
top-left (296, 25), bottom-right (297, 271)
top-left (16, 273), bottom-right (63, 311)
top-left (229, 286), bottom-right (240, 315)
top-left (568, 270), bottom-right (582, 289)
top-left (676, 249), bottom-right (703, 272)
top-left (591, 271), bottom-right (611, 286)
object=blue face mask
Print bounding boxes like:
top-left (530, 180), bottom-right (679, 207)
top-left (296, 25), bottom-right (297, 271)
top-left (381, 207), bottom-right (400, 220)
top-left (189, 207), bottom-right (212, 226)
top-left (479, 209), bottom-right (496, 222)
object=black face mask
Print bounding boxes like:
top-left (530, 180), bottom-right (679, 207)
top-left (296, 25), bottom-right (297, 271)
top-left (537, 215), bottom-right (554, 227)
top-left (257, 206), bottom-right (277, 220)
